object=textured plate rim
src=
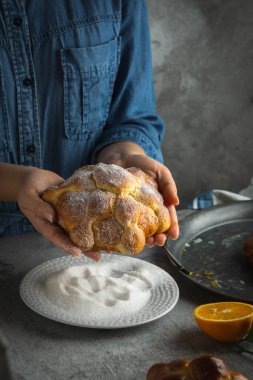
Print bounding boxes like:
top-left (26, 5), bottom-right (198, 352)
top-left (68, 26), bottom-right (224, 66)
top-left (20, 254), bottom-right (179, 329)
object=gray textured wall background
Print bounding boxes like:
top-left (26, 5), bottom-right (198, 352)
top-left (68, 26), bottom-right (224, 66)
top-left (147, 0), bottom-right (253, 207)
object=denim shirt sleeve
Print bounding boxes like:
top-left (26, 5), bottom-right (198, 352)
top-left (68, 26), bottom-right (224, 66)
top-left (93, 0), bottom-right (165, 163)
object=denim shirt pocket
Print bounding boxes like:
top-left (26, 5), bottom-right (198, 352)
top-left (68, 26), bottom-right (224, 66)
top-left (0, 67), bottom-right (12, 159)
top-left (60, 37), bottom-right (121, 139)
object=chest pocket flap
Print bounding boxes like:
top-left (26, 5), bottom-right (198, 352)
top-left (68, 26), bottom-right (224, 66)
top-left (61, 37), bottom-right (121, 139)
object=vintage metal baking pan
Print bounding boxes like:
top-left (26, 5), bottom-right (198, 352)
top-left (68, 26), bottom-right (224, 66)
top-left (164, 201), bottom-right (253, 303)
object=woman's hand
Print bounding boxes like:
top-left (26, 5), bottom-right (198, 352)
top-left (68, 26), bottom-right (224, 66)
top-left (17, 167), bottom-right (101, 261)
top-left (97, 142), bottom-right (179, 247)
top-left (0, 163), bottom-right (100, 260)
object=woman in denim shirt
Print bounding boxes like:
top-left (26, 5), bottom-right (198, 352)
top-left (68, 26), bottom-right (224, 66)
top-left (0, 0), bottom-right (179, 259)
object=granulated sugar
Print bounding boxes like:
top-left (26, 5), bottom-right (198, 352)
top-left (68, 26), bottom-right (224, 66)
top-left (43, 260), bottom-right (155, 320)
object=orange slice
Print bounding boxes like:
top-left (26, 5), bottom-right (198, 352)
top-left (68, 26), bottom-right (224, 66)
top-left (194, 302), bottom-right (253, 342)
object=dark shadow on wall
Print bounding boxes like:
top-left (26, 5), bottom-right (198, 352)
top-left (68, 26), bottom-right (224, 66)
top-left (148, 0), bottom-right (253, 208)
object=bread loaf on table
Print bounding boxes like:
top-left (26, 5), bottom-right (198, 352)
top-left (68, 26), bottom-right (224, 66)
top-left (41, 163), bottom-right (170, 254)
top-left (146, 354), bottom-right (249, 380)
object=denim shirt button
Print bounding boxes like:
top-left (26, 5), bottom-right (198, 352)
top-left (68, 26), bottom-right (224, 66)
top-left (26, 144), bottom-right (36, 154)
top-left (23, 78), bottom-right (32, 87)
top-left (13, 17), bottom-right (23, 27)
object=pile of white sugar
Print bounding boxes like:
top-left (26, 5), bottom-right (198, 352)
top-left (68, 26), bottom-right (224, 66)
top-left (43, 260), bottom-right (155, 320)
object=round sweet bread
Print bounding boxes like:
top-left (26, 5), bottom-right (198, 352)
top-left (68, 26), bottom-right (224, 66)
top-left (146, 354), bottom-right (249, 380)
top-left (41, 163), bottom-right (170, 254)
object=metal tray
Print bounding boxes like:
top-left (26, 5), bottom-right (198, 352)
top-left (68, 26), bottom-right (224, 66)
top-left (163, 201), bottom-right (253, 303)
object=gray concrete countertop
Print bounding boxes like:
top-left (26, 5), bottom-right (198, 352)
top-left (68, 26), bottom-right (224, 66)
top-left (0, 211), bottom-right (252, 379)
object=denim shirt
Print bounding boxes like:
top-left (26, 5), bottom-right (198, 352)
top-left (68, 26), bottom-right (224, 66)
top-left (0, 0), bottom-right (165, 235)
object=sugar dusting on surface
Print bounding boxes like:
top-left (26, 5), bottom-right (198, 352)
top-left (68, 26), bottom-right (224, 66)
top-left (94, 163), bottom-right (135, 190)
top-left (63, 170), bottom-right (96, 191)
top-left (138, 183), bottom-right (163, 204)
top-left (49, 163), bottom-right (169, 253)
top-left (95, 216), bottom-right (124, 245)
top-left (63, 191), bottom-right (88, 215)
top-left (43, 259), bottom-right (155, 320)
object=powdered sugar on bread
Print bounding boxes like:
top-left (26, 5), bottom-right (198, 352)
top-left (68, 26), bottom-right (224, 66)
top-left (41, 163), bottom-right (170, 254)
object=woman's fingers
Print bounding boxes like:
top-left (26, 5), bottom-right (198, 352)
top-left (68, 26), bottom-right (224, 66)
top-left (145, 234), bottom-right (167, 247)
top-left (32, 215), bottom-right (101, 261)
top-left (83, 252), bottom-right (101, 261)
top-left (126, 154), bottom-right (179, 207)
top-left (166, 205), bottom-right (179, 240)
top-left (21, 197), bottom-right (91, 259)
top-left (33, 216), bottom-right (82, 256)
top-left (146, 236), bottom-right (155, 247)
top-left (146, 205), bottom-right (179, 248)
top-left (156, 166), bottom-right (179, 207)
top-left (16, 168), bottom-right (101, 260)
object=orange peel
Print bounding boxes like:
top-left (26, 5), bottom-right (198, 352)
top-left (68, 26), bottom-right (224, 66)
top-left (194, 301), bottom-right (253, 342)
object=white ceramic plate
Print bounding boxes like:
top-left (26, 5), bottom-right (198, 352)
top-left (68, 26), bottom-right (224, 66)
top-left (20, 254), bottom-right (179, 329)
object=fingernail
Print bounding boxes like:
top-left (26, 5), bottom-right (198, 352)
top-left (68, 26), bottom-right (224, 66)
top-left (175, 196), bottom-right (180, 205)
top-left (48, 214), bottom-right (54, 223)
top-left (93, 255), bottom-right (101, 262)
top-left (71, 248), bottom-right (82, 256)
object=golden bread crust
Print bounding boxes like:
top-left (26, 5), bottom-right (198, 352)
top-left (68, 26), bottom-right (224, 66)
top-left (41, 163), bottom-right (170, 254)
